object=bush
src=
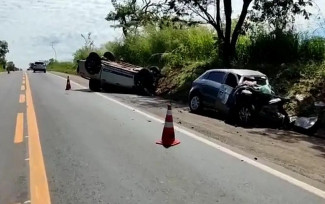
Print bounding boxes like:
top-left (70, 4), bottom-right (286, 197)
top-left (249, 30), bottom-right (299, 64)
top-left (47, 61), bottom-right (76, 74)
top-left (73, 47), bottom-right (102, 65)
top-left (235, 36), bottom-right (251, 65)
top-left (299, 37), bottom-right (325, 62)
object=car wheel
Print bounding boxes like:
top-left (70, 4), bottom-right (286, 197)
top-left (85, 52), bottom-right (102, 75)
top-left (33, 70), bottom-right (35, 73)
top-left (237, 105), bottom-right (255, 126)
top-left (44, 70), bottom-right (46, 73)
top-left (89, 79), bottom-right (101, 92)
top-left (189, 94), bottom-right (202, 113)
top-left (103, 51), bottom-right (116, 62)
top-left (102, 83), bottom-right (111, 92)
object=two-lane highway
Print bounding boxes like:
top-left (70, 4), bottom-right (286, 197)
top-left (1, 71), bottom-right (325, 203)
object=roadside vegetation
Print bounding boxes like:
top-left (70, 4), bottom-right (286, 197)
top-left (0, 40), bottom-right (9, 71)
top-left (49, 0), bottom-right (325, 115)
top-left (47, 60), bottom-right (76, 75)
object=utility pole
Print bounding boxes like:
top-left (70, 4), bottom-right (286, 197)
top-left (51, 42), bottom-right (57, 60)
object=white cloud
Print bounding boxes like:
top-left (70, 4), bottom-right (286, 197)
top-left (0, 0), bottom-right (122, 68)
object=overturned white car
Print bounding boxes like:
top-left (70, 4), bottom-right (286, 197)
top-left (77, 52), bottom-right (161, 94)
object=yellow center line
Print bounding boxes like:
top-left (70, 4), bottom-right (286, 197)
top-left (21, 85), bottom-right (25, 91)
top-left (25, 73), bottom-right (51, 204)
top-left (19, 94), bottom-right (25, 103)
top-left (14, 113), bottom-right (24, 144)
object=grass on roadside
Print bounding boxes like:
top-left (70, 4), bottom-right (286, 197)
top-left (47, 61), bottom-right (76, 75)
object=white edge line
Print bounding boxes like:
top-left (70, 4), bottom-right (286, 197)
top-left (49, 72), bottom-right (325, 199)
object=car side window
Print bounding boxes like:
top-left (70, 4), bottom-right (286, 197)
top-left (200, 72), bottom-right (210, 79)
top-left (207, 72), bottom-right (225, 83)
top-left (224, 73), bottom-right (238, 88)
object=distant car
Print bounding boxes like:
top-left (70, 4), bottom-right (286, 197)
top-left (33, 62), bottom-right (46, 73)
top-left (188, 69), bottom-right (286, 125)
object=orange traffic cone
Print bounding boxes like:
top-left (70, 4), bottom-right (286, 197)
top-left (65, 76), bottom-right (71, 90)
top-left (156, 104), bottom-right (180, 147)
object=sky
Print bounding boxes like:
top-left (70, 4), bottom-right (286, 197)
top-left (0, 0), bottom-right (324, 68)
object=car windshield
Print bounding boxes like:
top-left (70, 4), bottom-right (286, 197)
top-left (35, 62), bottom-right (44, 65)
top-left (242, 76), bottom-right (267, 86)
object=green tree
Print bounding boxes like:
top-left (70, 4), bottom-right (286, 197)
top-left (106, 0), bottom-right (162, 37)
top-left (6, 61), bottom-right (15, 71)
top-left (0, 41), bottom-right (9, 69)
top-left (48, 58), bottom-right (57, 65)
top-left (165, 0), bottom-right (313, 66)
top-left (249, 0), bottom-right (313, 32)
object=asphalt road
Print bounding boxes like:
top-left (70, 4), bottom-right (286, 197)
top-left (1, 71), bottom-right (325, 204)
top-left (0, 71), bottom-right (28, 204)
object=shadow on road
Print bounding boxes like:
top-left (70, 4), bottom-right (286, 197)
top-left (248, 128), bottom-right (325, 158)
top-left (189, 108), bottom-right (325, 158)
top-left (73, 89), bottom-right (93, 93)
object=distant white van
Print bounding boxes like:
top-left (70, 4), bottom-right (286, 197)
top-left (33, 62), bottom-right (46, 73)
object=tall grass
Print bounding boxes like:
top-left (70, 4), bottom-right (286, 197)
top-left (248, 30), bottom-right (300, 65)
top-left (104, 26), bottom-right (216, 68)
top-left (105, 26), bottom-right (325, 73)
top-left (299, 36), bottom-right (325, 62)
top-left (47, 61), bottom-right (76, 74)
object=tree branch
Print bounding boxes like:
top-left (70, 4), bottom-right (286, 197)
top-left (187, 5), bottom-right (210, 23)
top-left (231, 0), bottom-right (252, 48)
top-left (216, 0), bottom-right (224, 40)
top-left (192, 0), bottom-right (224, 40)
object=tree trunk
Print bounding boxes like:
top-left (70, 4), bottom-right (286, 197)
top-left (223, 0), bottom-right (232, 67)
top-left (122, 27), bottom-right (128, 37)
top-left (230, 0), bottom-right (252, 63)
top-left (122, 17), bottom-right (128, 37)
top-left (222, 42), bottom-right (233, 67)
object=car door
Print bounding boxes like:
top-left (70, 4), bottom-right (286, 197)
top-left (216, 73), bottom-right (239, 112)
top-left (201, 71), bottom-right (226, 107)
top-left (100, 65), bottom-right (115, 85)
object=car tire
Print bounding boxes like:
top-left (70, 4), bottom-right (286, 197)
top-left (189, 93), bottom-right (203, 113)
top-left (237, 104), bottom-right (255, 127)
top-left (85, 52), bottom-right (102, 75)
top-left (44, 70), bottom-right (46, 73)
top-left (102, 83), bottom-right (112, 92)
top-left (103, 51), bottom-right (116, 62)
top-left (89, 79), bottom-right (101, 92)
top-left (33, 70), bottom-right (36, 73)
